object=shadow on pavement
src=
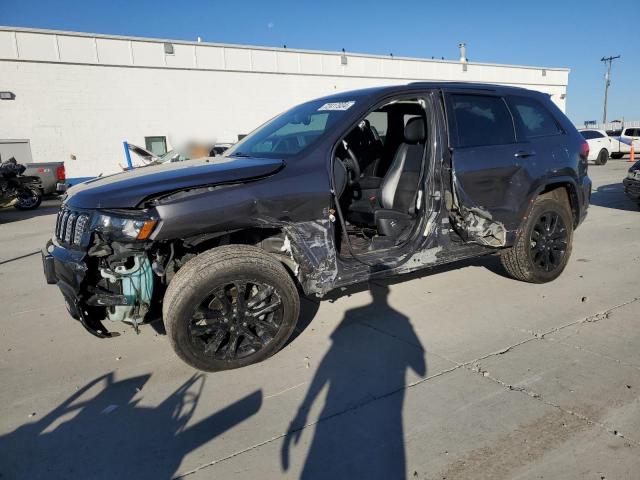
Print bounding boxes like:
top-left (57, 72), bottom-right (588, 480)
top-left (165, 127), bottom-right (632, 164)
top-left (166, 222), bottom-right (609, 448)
top-left (590, 182), bottom-right (639, 212)
top-left (0, 372), bottom-right (262, 479)
top-left (281, 284), bottom-right (426, 479)
top-left (0, 197), bottom-right (61, 224)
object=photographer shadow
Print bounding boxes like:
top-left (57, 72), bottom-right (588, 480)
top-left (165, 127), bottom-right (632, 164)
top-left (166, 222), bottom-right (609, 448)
top-left (282, 283), bottom-right (427, 479)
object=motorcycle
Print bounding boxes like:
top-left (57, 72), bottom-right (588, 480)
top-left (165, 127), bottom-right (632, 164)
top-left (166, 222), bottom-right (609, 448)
top-left (0, 157), bottom-right (43, 210)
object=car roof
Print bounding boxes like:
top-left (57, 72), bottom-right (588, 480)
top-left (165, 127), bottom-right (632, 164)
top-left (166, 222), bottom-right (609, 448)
top-left (579, 128), bottom-right (607, 134)
top-left (312, 82), bottom-right (542, 104)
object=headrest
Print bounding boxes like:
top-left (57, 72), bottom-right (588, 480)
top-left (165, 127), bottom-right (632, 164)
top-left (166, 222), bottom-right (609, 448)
top-left (404, 117), bottom-right (426, 144)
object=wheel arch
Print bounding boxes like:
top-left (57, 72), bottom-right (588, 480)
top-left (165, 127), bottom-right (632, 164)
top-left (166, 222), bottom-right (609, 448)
top-left (534, 180), bottom-right (581, 228)
top-left (167, 226), bottom-right (311, 295)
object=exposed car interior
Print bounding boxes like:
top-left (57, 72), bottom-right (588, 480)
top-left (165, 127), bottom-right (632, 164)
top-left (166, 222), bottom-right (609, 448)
top-left (333, 99), bottom-right (428, 256)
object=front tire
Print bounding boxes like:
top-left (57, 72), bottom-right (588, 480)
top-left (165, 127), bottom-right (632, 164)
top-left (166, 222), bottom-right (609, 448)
top-left (595, 149), bottom-right (609, 165)
top-left (163, 245), bottom-right (300, 371)
top-left (500, 195), bottom-right (573, 283)
top-left (611, 153), bottom-right (623, 160)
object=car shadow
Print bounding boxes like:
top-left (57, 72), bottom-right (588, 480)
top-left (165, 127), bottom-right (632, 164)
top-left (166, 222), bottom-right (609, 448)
top-left (590, 182), bottom-right (639, 212)
top-left (0, 372), bottom-right (262, 479)
top-left (291, 253), bottom-right (506, 341)
top-left (281, 283), bottom-right (426, 478)
top-left (0, 197), bottom-right (61, 224)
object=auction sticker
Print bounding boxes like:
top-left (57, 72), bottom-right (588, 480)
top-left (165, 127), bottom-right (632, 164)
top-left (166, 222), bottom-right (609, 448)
top-left (318, 101), bottom-right (355, 111)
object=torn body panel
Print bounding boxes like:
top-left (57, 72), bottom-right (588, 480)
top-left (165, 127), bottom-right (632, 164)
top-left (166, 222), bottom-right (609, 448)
top-left (448, 160), bottom-right (520, 248)
top-left (451, 203), bottom-right (507, 247)
top-left (281, 219), bottom-right (339, 295)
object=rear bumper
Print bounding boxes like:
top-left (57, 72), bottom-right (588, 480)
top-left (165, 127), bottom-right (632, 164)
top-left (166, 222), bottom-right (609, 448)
top-left (42, 239), bottom-right (118, 338)
top-left (55, 182), bottom-right (68, 194)
top-left (623, 178), bottom-right (640, 201)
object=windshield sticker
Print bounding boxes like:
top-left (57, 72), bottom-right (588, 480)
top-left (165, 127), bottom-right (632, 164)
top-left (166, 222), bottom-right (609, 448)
top-left (318, 101), bottom-right (355, 111)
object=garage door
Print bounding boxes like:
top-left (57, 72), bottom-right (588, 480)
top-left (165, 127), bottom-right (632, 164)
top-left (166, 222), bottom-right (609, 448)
top-left (0, 139), bottom-right (33, 164)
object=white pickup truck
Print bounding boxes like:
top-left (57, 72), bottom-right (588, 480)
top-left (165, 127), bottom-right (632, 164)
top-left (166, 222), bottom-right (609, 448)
top-left (620, 127), bottom-right (640, 151)
top-left (580, 127), bottom-right (637, 163)
top-left (605, 126), bottom-right (640, 159)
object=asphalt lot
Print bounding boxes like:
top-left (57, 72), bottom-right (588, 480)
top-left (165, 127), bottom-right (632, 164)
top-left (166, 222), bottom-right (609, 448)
top-left (1, 159), bottom-right (639, 479)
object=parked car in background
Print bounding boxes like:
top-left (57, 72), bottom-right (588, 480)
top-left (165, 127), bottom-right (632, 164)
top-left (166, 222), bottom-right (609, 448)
top-left (127, 142), bottom-right (233, 169)
top-left (43, 83), bottom-right (591, 372)
top-left (623, 159), bottom-right (640, 208)
top-left (23, 161), bottom-right (67, 195)
top-left (579, 129), bottom-right (613, 164)
top-left (212, 143), bottom-right (233, 156)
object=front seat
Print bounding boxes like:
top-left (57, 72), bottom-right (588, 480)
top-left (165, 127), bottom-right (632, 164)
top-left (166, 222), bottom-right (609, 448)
top-left (374, 117), bottom-right (426, 238)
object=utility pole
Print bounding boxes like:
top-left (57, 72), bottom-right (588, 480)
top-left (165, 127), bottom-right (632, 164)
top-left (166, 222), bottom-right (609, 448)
top-left (601, 55), bottom-right (620, 124)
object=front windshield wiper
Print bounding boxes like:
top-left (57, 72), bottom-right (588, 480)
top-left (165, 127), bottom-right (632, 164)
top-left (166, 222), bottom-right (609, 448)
top-left (229, 152), bottom-right (254, 158)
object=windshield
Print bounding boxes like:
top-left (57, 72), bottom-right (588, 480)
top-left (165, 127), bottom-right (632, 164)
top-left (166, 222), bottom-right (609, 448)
top-left (225, 98), bottom-right (357, 159)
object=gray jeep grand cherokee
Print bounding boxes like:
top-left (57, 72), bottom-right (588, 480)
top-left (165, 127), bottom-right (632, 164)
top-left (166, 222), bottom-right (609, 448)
top-left (43, 83), bottom-right (591, 371)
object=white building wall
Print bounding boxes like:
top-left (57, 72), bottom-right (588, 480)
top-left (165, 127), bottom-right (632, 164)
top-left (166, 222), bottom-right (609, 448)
top-left (0, 27), bottom-right (570, 178)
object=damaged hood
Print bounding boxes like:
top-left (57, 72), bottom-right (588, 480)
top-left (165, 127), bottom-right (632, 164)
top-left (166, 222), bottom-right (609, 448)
top-left (65, 156), bottom-right (284, 208)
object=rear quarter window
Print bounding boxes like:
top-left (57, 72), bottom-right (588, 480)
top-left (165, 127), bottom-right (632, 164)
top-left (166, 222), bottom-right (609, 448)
top-left (580, 130), bottom-right (604, 140)
top-left (450, 94), bottom-right (516, 147)
top-left (509, 96), bottom-right (562, 138)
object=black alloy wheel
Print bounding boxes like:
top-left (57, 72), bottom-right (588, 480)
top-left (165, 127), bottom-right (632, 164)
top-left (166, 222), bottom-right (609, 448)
top-left (163, 244), bottom-right (300, 371)
top-left (500, 194), bottom-right (573, 283)
top-left (529, 211), bottom-right (568, 272)
top-left (189, 280), bottom-right (284, 360)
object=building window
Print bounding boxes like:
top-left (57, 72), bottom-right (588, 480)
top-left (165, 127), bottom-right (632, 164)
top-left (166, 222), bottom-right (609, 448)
top-left (145, 136), bottom-right (167, 156)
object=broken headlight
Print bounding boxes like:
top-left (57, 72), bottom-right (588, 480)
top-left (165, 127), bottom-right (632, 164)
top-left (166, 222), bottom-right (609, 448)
top-left (92, 211), bottom-right (157, 241)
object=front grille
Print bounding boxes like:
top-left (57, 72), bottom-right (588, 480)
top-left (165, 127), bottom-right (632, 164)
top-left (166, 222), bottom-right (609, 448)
top-left (55, 208), bottom-right (91, 245)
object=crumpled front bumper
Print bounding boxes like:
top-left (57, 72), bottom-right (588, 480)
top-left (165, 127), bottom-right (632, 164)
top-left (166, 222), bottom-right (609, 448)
top-left (42, 239), bottom-right (119, 338)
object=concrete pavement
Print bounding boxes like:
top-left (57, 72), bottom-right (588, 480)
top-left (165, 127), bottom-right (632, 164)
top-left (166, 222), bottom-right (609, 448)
top-left (0, 160), bottom-right (638, 479)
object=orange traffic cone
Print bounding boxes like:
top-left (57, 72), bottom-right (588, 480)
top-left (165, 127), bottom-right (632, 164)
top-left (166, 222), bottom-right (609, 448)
top-left (629, 145), bottom-right (635, 163)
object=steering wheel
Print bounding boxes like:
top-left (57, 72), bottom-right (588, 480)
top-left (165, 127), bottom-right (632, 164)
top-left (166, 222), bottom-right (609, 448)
top-left (341, 147), bottom-right (361, 186)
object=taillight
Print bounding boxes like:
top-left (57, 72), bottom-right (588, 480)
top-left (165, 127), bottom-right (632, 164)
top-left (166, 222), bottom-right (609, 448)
top-left (56, 165), bottom-right (66, 181)
top-left (579, 141), bottom-right (589, 160)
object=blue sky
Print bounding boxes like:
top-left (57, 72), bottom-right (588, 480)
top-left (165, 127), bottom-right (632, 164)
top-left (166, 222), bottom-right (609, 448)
top-left (2, 0), bottom-right (638, 124)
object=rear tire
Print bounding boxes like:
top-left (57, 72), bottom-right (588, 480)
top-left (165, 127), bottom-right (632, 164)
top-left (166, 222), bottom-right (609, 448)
top-left (500, 195), bottom-right (573, 283)
top-left (595, 149), bottom-right (609, 165)
top-left (163, 245), bottom-right (300, 371)
top-left (14, 187), bottom-right (42, 210)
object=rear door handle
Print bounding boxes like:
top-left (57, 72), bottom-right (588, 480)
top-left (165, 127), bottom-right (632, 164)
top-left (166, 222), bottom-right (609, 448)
top-left (514, 150), bottom-right (536, 158)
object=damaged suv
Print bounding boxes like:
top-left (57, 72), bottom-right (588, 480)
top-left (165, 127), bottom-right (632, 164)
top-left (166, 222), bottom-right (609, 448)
top-left (42, 83), bottom-right (591, 371)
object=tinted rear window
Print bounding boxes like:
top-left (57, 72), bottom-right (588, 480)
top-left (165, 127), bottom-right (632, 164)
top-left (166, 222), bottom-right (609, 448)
top-left (580, 130), bottom-right (603, 140)
top-left (451, 94), bottom-right (515, 147)
top-left (510, 96), bottom-right (562, 138)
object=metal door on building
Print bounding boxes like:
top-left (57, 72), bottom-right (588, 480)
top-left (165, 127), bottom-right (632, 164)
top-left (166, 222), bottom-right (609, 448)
top-left (0, 139), bottom-right (33, 164)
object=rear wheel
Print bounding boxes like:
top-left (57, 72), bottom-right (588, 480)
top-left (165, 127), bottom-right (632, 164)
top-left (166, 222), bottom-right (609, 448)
top-left (164, 245), bottom-right (300, 371)
top-left (595, 149), bottom-right (609, 165)
top-left (500, 195), bottom-right (573, 283)
top-left (14, 187), bottom-right (42, 210)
